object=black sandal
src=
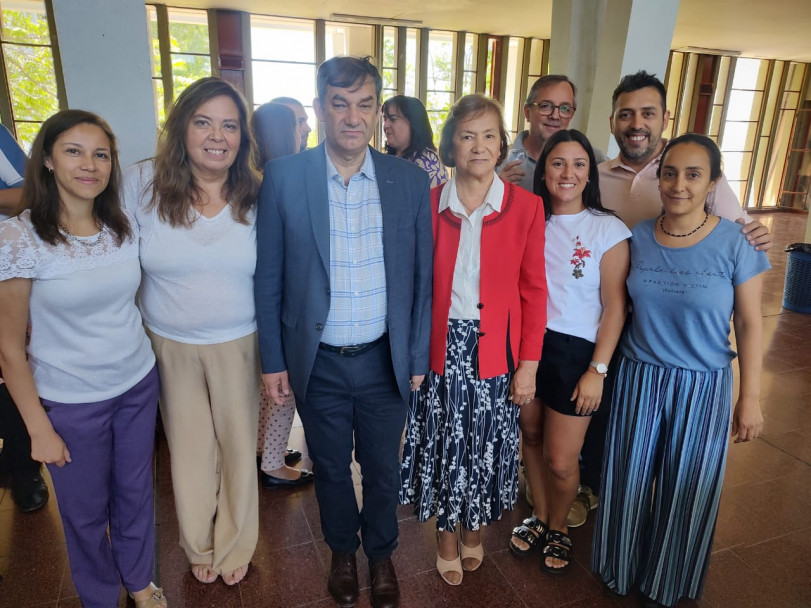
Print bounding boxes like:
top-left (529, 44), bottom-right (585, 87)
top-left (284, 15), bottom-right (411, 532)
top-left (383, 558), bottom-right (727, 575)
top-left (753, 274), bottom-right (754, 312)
top-left (508, 515), bottom-right (548, 558)
top-left (540, 530), bottom-right (572, 576)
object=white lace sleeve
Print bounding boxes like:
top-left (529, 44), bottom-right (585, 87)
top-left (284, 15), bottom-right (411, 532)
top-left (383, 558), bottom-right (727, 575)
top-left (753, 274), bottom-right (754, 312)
top-left (0, 216), bottom-right (40, 280)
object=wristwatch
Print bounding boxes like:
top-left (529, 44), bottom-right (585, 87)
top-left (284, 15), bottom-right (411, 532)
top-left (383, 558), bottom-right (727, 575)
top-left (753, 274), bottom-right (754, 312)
top-left (589, 361), bottom-right (608, 375)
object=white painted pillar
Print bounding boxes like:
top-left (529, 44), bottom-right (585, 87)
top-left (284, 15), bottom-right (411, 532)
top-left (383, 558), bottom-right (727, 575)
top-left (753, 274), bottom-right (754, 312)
top-left (550, 0), bottom-right (680, 157)
top-left (51, 0), bottom-right (157, 169)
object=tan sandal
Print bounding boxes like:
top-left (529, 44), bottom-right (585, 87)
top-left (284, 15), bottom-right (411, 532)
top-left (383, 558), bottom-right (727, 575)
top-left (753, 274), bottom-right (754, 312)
top-left (436, 551), bottom-right (463, 585)
top-left (460, 539), bottom-right (484, 572)
top-left (129, 583), bottom-right (168, 608)
top-left (436, 532), bottom-right (463, 585)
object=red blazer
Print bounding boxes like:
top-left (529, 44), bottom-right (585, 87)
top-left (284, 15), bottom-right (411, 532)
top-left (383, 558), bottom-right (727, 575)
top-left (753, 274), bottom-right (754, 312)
top-left (430, 181), bottom-right (547, 379)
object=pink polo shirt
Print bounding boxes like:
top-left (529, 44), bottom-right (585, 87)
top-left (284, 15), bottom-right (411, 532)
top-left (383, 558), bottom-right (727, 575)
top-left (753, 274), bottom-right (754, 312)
top-left (598, 144), bottom-right (749, 229)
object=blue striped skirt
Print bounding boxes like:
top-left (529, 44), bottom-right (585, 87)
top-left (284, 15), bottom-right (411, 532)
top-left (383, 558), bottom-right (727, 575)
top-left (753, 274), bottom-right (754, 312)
top-left (399, 319), bottom-right (517, 531)
top-left (592, 356), bottom-right (732, 607)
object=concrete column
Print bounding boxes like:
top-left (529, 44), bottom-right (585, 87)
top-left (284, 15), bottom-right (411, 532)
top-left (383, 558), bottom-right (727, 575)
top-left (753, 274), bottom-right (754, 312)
top-left (550, 0), bottom-right (680, 157)
top-left (51, 0), bottom-right (157, 168)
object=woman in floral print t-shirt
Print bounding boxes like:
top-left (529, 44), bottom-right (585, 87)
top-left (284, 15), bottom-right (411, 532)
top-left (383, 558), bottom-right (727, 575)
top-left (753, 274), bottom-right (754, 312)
top-left (507, 130), bottom-right (630, 576)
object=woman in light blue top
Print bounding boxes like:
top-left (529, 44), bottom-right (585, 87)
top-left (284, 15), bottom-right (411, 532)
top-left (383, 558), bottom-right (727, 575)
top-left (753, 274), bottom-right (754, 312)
top-left (593, 134), bottom-right (770, 607)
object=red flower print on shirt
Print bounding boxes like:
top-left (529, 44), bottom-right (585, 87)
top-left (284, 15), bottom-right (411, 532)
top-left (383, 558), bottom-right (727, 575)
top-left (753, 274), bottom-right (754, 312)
top-left (570, 236), bottom-right (591, 279)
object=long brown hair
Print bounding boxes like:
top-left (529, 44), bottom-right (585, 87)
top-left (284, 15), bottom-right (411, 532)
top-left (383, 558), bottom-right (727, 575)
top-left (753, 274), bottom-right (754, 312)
top-left (150, 77), bottom-right (259, 227)
top-left (250, 101), bottom-right (298, 169)
top-left (22, 109), bottom-right (131, 246)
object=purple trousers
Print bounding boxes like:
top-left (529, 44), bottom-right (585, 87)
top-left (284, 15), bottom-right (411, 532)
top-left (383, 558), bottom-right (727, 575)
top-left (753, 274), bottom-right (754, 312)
top-left (44, 366), bottom-right (159, 608)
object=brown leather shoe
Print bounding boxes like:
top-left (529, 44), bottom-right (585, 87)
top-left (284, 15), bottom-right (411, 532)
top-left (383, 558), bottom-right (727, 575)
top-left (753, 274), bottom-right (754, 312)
top-left (369, 558), bottom-right (399, 608)
top-left (327, 551), bottom-right (358, 608)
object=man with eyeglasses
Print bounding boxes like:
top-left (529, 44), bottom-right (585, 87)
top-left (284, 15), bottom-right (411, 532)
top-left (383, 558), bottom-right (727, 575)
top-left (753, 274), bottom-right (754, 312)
top-left (499, 74), bottom-right (607, 192)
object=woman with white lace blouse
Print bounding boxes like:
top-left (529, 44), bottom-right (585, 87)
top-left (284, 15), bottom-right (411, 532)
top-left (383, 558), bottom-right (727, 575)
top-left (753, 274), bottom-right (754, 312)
top-left (0, 110), bottom-right (166, 608)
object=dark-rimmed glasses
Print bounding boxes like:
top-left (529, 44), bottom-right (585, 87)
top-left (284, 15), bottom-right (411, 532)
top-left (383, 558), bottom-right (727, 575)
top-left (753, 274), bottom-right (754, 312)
top-left (528, 101), bottom-right (575, 118)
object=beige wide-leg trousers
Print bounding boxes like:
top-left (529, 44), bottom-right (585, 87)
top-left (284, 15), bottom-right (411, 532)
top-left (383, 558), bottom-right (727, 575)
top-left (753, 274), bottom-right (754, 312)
top-left (148, 329), bottom-right (260, 575)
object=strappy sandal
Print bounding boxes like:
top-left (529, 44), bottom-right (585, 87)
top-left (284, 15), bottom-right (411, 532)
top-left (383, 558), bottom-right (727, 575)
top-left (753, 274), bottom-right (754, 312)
top-left (129, 584), bottom-right (168, 608)
top-left (508, 515), bottom-right (548, 558)
top-left (540, 529), bottom-right (572, 576)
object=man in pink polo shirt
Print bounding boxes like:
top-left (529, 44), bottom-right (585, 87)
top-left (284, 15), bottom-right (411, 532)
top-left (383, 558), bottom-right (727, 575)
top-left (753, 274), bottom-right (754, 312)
top-left (598, 70), bottom-right (772, 246)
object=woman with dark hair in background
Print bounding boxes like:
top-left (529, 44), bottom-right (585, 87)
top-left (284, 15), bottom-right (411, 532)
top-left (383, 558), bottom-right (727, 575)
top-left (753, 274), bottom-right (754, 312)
top-left (123, 77), bottom-right (260, 586)
top-left (593, 134), bottom-right (769, 607)
top-left (401, 94), bottom-right (546, 586)
top-left (0, 110), bottom-right (166, 607)
top-left (383, 94), bottom-right (448, 187)
top-left (507, 129), bottom-right (629, 576)
top-left (249, 101), bottom-right (314, 489)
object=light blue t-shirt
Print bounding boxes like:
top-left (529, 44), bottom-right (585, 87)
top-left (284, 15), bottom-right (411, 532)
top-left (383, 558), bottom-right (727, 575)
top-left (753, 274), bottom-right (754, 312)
top-left (621, 218), bottom-right (770, 371)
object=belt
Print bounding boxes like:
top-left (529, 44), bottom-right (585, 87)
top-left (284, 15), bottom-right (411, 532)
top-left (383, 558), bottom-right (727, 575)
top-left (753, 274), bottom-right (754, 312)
top-left (319, 334), bottom-right (387, 357)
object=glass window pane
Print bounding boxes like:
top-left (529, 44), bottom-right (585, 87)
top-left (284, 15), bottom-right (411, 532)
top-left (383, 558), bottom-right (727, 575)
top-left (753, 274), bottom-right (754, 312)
top-left (251, 15), bottom-right (315, 63)
top-left (788, 62), bottom-right (806, 91)
top-left (731, 58), bottom-right (767, 90)
top-left (781, 91), bottom-right (800, 110)
top-left (171, 53), bottom-right (212, 97)
top-left (325, 22), bottom-right (373, 59)
top-left (747, 137), bottom-right (770, 208)
top-left (168, 8), bottom-right (210, 54)
top-left (463, 72), bottom-right (475, 96)
top-left (528, 38), bottom-right (543, 75)
top-left (465, 34), bottom-right (477, 72)
top-left (721, 122), bottom-right (757, 152)
top-left (252, 61), bottom-right (316, 106)
top-left (1, 0), bottom-right (49, 45)
top-left (382, 27), bottom-right (397, 69)
top-left (14, 121), bottom-right (40, 152)
top-left (713, 56), bottom-right (731, 106)
top-left (426, 91), bottom-right (453, 146)
top-left (147, 6), bottom-right (161, 78)
top-left (404, 29), bottom-right (418, 97)
top-left (153, 77), bottom-right (165, 124)
top-left (3, 43), bottom-right (58, 121)
top-left (427, 31), bottom-right (455, 92)
top-left (726, 89), bottom-right (762, 121)
top-left (382, 68), bottom-right (396, 92)
top-left (722, 152), bottom-right (752, 182)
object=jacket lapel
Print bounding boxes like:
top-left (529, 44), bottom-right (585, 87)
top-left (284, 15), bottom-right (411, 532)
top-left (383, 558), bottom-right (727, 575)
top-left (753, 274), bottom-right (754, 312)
top-left (306, 145), bottom-right (330, 273)
top-left (372, 150), bottom-right (398, 292)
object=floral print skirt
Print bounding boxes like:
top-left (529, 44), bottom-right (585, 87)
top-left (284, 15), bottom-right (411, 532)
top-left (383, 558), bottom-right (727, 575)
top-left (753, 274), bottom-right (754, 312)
top-left (400, 319), bottom-right (519, 531)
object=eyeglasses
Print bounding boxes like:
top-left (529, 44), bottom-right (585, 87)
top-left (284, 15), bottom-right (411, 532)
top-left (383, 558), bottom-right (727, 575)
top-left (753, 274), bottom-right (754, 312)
top-left (528, 101), bottom-right (576, 118)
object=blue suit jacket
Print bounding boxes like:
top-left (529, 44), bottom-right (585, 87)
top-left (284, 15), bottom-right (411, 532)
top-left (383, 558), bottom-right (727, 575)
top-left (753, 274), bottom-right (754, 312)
top-left (255, 144), bottom-right (433, 401)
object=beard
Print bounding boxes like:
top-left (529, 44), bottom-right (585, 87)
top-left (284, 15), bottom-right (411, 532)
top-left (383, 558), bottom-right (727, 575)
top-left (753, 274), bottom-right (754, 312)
top-left (618, 129), bottom-right (659, 163)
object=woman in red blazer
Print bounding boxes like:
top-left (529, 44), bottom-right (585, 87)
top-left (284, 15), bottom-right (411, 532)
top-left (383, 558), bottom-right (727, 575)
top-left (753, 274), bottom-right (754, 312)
top-left (400, 94), bottom-right (547, 586)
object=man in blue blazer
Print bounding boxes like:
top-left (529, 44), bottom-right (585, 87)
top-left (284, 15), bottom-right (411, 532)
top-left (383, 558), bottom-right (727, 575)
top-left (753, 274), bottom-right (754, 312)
top-left (255, 56), bottom-right (432, 608)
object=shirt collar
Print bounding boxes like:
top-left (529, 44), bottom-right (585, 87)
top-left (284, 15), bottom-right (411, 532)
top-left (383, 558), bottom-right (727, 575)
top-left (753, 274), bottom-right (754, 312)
top-left (325, 145), bottom-right (376, 182)
top-left (438, 173), bottom-right (504, 216)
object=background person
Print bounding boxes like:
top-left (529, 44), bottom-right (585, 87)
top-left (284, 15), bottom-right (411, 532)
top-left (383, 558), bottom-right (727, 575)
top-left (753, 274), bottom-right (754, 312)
top-left (0, 124), bottom-right (49, 514)
top-left (382, 94), bottom-right (448, 187)
top-left (400, 94), bottom-right (546, 586)
top-left (249, 101), bottom-right (314, 489)
top-left (507, 129), bottom-right (629, 575)
top-left (0, 110), bottom-right (166, 608)
top-left (593, 134), bottom-right (769, 607)
top-left (272, 96), bottom-right (312, 152)
top-left (123, 77), bottom-right (260, 587)
top-left (498, 75), bottom-right (607, 193)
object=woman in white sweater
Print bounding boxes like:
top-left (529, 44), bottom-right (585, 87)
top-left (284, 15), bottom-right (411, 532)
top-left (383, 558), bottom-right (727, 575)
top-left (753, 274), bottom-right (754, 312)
top-left (123, 77), bottom-right (260, 586)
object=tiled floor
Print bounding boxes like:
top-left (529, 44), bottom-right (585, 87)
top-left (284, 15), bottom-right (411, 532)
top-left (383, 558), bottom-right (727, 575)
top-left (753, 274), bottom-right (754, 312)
top-left (1, 211), bottom-right (810, 608)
